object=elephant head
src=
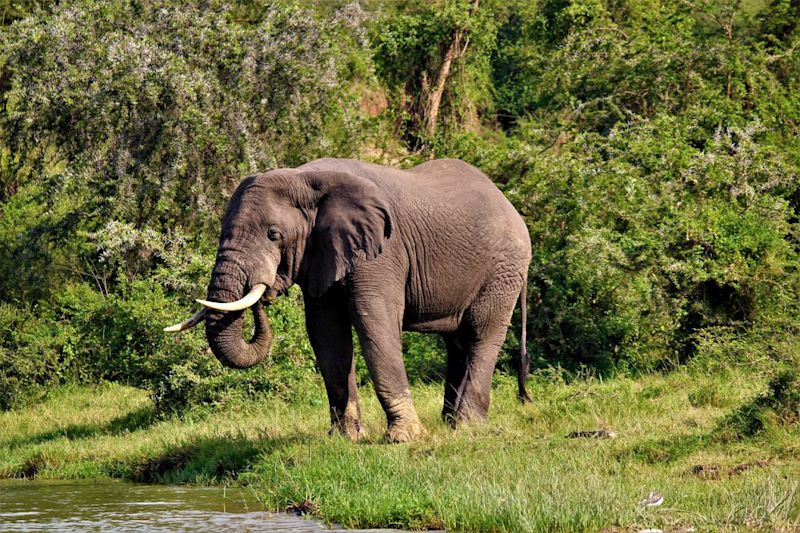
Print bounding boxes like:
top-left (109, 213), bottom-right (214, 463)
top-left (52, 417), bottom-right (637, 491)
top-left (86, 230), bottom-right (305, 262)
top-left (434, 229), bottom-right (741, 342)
top-left (164, 169), bottom-right (393, 369)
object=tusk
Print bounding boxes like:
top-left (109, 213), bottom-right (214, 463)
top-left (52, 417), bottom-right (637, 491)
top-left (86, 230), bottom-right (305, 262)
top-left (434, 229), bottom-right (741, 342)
top-left (163, 308), bottom-right (207, 332)
top-left (196, 283), bottom-right (267, 312)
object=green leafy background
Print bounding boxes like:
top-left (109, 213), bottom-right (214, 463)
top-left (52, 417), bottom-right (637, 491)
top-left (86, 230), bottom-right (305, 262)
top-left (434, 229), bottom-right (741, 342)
top-left (1, 0), bottom-right (798, 412)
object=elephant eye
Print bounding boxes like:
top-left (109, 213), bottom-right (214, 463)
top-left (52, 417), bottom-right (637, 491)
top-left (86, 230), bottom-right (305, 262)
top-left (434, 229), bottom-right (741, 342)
top-left (267, 226), bottom-right (284, 242)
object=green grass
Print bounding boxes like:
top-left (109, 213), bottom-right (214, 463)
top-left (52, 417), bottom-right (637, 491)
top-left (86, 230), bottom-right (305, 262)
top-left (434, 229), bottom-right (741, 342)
top-left (2, 369), bottom-right (799, 531)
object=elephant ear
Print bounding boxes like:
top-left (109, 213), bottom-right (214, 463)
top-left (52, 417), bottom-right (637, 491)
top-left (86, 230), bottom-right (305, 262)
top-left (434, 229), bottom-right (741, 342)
top-left (303, 171), bottom-right (392, 298)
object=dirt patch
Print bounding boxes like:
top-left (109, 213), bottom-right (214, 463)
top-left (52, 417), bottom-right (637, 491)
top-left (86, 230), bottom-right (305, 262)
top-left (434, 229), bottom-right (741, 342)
top-left (287, 499), bottom-right (319, 515)
top-left (691, 459), bottom-right (771, 480)
top-left (728, 459), bottom-right (771, 476)
top-left (360, 87), bottom-right (388, 117)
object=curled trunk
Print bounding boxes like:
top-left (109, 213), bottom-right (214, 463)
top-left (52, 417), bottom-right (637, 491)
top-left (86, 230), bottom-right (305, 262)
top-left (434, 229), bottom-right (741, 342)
top-left (205, 303), bottom-right (272, 369)
top-left (203, 256), bottom-right (273, 368)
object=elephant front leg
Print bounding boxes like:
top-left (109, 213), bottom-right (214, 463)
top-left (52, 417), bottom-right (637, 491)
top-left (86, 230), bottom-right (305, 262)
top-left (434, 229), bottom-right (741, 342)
top-left (305, 289), bottom-right (366, 440)
top-left (350, 300), bottom-right (424, 443)
top-left (322, 357), bottom-right (364, 440)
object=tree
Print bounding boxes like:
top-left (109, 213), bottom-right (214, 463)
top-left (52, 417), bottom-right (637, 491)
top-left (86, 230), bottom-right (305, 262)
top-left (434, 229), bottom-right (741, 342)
top-left (372, 0), bottom-right (494, 150)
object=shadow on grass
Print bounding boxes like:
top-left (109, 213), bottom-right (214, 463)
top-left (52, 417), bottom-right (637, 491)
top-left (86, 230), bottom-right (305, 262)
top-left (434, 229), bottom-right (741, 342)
top-left (626, 369), bottom-right (800, 467)
top-left (623, 432), bottom-right (710, 464)
top-left (621, 372), bottom-right (800, 466)
top-left (11, 429), bottom-right (313, 483)
top-left (123, 434), bottom-right (312, 484)
top-left (4, 404), bottom-right (158, 450)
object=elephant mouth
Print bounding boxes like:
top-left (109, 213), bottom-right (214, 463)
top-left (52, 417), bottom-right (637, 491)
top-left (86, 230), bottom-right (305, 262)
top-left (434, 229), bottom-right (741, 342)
top-left (164, 253), bottom-right (279, 331)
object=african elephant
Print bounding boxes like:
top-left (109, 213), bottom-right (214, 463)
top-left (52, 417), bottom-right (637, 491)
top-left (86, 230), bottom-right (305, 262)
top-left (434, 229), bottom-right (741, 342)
top-left (166, 158), bottom-right (532, 443)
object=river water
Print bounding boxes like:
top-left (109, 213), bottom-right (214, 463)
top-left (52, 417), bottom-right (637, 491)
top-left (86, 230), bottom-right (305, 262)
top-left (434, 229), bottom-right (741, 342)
top-left (0, 479), bottom-right (332, 532)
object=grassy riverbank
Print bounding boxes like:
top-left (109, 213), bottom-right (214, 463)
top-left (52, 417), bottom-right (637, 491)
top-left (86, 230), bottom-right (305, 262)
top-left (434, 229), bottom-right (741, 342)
top-left (2, 368), bottom-right (799, 531)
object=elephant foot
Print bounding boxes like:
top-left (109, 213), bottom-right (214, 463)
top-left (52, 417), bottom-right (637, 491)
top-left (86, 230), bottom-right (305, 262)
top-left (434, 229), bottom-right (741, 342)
top-left (443, 405), bottom-right (489, 427)
top-left (442, 411), bottom-right (487, 430)
top-left (329, 420), bottom-right (367, 441)
top-left (442, 389), bottom-right (490, 427)
top-left (386, 419), bottom-right (425, 443)
top-left (384, 396), bottom-right (425, 443)
top-left (329, 401), bottom-right (367, 441)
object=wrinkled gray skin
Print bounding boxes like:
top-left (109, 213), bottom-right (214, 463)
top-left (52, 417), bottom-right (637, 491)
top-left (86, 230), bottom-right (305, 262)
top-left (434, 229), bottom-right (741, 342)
top-left (205, 158), bottom-right (531, 442)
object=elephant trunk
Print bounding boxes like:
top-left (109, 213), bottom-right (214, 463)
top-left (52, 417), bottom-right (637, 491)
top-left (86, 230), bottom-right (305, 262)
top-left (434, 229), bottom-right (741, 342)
top-left (205, 304), bottom-right (272, 369)
top-left (204, 262), bottom-right (273, 369)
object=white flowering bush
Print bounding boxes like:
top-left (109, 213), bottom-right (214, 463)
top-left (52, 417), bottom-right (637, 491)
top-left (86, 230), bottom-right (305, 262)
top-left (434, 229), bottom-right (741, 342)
top-left (0, 1), bottom-right (365, 225)
top-left (0, 0), bottom-right (368, 410)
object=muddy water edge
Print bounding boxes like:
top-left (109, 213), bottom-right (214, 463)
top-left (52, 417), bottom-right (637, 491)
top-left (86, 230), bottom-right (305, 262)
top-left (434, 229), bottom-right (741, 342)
top-left (0, 479), bottom-right (332, 532)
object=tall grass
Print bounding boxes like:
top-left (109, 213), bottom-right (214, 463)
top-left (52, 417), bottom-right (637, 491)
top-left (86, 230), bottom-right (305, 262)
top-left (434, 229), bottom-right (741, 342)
top-left (2, 369), bottom-right (799, 531)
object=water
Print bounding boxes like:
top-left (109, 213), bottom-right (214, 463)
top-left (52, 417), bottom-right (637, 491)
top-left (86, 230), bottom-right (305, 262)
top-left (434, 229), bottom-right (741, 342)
top-left (0, 479), bottom-right (330, 532)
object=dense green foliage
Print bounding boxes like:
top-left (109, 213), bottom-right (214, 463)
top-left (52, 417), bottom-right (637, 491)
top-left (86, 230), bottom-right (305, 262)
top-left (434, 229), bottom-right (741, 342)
top-left (0, 0), bottom-right (365, 408)
top-left (1, 0), bottom-right (798, 410)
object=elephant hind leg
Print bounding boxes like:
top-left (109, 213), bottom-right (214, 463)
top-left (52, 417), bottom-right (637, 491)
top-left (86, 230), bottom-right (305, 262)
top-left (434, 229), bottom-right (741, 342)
top-left (442, 327), bottom-right (507, 423)
top-left (442, 333), bottom-right (468, 424)
top-left (443, 275), bottom-right (522, 423)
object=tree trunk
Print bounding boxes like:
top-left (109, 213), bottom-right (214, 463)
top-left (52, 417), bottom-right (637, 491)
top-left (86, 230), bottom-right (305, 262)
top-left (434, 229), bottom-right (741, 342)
top-left (419, 0), bottom-right (479, 142)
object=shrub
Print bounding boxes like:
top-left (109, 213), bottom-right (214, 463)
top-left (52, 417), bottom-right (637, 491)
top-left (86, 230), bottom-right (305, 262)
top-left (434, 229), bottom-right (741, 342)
top-left (66, 281), bottom-right (318, 414)
top-left (147, 286), bottom-right (320, 413)
top-left (718, 369), bottom-right (800, 440)
top-left (0, 304), bottom-right (76, 409)
top-left (500, 116), bottom-right (800, 373)
top-left (402, 333), bottom-right (447, 384)
top-left (0, 0), bottom-right (370, 308)
top-left (0, 0), bottom-right (367, 410)
top-left (1, 0), bottom-right (799, 411)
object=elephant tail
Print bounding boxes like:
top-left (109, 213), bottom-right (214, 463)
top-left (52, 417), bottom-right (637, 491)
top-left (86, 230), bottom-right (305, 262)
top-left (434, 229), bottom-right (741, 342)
top-left (517, 278), bottom-right (531, 403)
